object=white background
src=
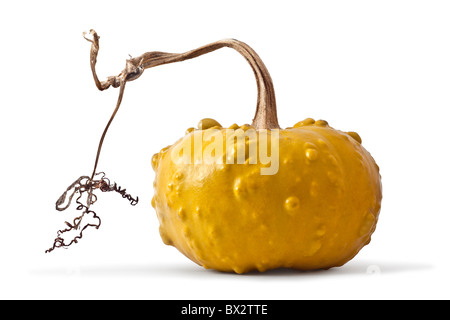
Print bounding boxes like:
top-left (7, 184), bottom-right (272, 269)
top-left (1, 0), bottom-right (449, 300)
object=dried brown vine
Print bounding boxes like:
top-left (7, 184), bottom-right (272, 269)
top-left (46, 172), bottom-right (138, 253)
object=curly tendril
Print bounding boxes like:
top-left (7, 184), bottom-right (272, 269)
top-left (46, 173), bottom-right (138, 253)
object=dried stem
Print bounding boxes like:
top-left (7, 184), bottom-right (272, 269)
top-left (90, 80), bottom-right (127, 180)
top-left (83, 29), bottom-right (279, 131)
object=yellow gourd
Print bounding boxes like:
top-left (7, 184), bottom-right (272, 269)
top-left (48, 30), bottom-right (382, 273)
top-left (151, 118), bottom-right (381, 273)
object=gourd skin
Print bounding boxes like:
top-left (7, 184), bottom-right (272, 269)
top-left (151, 119), bottom-right (382, 273)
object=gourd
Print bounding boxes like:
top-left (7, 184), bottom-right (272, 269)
top-left (47, 30), bottom-right (382, 274)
